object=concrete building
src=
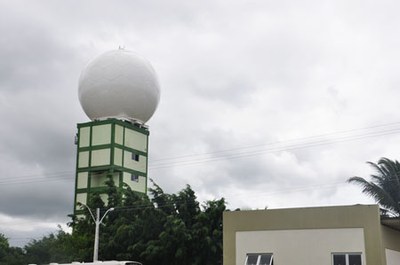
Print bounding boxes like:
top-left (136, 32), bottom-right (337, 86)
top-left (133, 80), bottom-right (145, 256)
top-left (223, 204), bottom-right (400, 265)
top-left (74, 118), bottom-right (149, 214)
top-left (73, 49), bottom-right (160, 214)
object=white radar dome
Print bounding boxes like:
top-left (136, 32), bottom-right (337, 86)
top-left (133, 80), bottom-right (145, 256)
top-left (78, 49), bottom-right (160, 123)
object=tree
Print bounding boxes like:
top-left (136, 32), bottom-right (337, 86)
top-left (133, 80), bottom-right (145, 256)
top-left (192, 198), bottom-right (226, 265)
top-left (0, 234), bottom-right (9, 262)
top-left (21, 179), bottom-right (227, 265)
top-left (0, 233), bottom-right (27, 265)
top-left (99, 179), bottom-right (226, 265)
top-left (24, 228), bottom-right (83, 264)
top-left (348, 157), bottom-right (400, 216)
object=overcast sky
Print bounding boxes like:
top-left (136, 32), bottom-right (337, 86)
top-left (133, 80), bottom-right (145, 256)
top-left (1, 0), bottom-right (400, 247)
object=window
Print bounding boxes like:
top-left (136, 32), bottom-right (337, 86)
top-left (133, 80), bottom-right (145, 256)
top-left (132, 153), bottom-right (139, 161)
top-left (131, 174), bottom-right (139, 182)
top-left (333, 253), bottom-right (362, 265)
top-left (245, 254), bottom-right (273, 265)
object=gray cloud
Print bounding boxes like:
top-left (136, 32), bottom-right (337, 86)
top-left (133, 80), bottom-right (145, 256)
top-left (1, 0), bottom-right (400, 246)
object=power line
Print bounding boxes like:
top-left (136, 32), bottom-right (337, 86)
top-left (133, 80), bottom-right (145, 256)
top-left (0, 173), bottom-right (72, 185)
top-left (149, 127), bottom-right (400, 169)
top-left (0, 171), bottom-right (72, 181)
top-left (72, 180), bottom-right (350, 214)
top-left (151, 121), bottom-right (400, 163)
top-left (0, 176), bottom-right (72, 185)
top-left (0, 122), bottom-right (400, 185)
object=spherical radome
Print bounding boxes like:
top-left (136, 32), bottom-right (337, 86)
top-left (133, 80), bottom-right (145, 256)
top-left (78, 49), bottom-right (160, 123)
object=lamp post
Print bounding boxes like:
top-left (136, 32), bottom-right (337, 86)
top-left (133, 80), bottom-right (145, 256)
top-left (80, 204), bottom-right (114, 262)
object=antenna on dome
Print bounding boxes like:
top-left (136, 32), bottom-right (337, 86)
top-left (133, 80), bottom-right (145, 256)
top-left (118, 45), bottom-right (125, 50)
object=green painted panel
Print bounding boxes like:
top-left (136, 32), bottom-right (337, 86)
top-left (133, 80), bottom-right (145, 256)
top-left (89, 172), bottom-right (119, 188)
top-left (75, 193), bottom-right (87, 210)
top-left (90, 171), bottom-right (108, 188)
top-left (79, 127), bottom-right (90, 147)
top-left (123, 172), bottom-right (146, 193)
top-left (124, 128), bottom-right (147, 152)
top-left (74, 119), bottom-right (150, 215)
top-left (115, 124), bottom-right (123, 145)
top-left (91, 149), bottom-right (111, 166)
top-left (114, 148), bottom-right (123, 166)
top-left (92, 124), bottom-right (112, 146)
top-left (77, 172), bottom-right (88, 189)
top-left (113, 173), bottom-right (120, 187)
top-left (78, 151), bottom-right (89, 168)
top-left (124, 150), bottom-right (146, 173)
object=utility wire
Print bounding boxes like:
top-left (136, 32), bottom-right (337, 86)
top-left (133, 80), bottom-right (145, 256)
top-left (149, 128), bottom-right (400, 169)
top-left (150, 121), bottom-right (400, 163)
top-left (0, 122), bottom-right (400, 185)
top-left (72, 180), bottom-right (350, 214)
top-left (0, 176), bottom-right (72, 185)
top-left (0, 171), bottom-right (73, 185)
top-left (152, 122), bottom-right (400, 164)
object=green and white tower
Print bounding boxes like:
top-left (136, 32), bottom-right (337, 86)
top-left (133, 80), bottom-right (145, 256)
top-left (73, 49), bottom-right (160, 214)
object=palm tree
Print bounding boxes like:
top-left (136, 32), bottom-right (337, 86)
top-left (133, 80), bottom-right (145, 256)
top-left (348, 157), bottom-right (400, 216)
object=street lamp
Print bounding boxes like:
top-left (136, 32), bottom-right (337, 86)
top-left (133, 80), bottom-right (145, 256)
top-left (80, 204), bottom-right (115, 262)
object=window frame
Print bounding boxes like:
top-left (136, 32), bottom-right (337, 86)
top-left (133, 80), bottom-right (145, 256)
top-left (245, 253), bottom-right (273, 265)
top-left (332, 252), bottom-right (362, 265)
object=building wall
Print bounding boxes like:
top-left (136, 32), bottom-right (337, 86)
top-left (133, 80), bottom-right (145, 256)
top-left (385, 249), bottom-right (400, 265)
top-left (381, 225), bottom-right (400, 265)
top-left (122, 172), bottom-right (146, 192)
top-left (236, 228), bottom-right (365, 265)
top-left (74, 119), bottom-right (149, 214)
top-left (223, 205), bottom-right (384, 265)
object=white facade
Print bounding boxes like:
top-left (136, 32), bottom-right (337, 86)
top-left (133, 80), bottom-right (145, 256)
top-left (385, 249), bottom-right (400, 265)
top-left (223, 205), bottom-right (400, 265)
top-left (236, 228), bottom-right (365, 265)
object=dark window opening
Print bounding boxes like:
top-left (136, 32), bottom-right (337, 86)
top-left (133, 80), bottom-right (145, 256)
top-left (132, 153), bottom-right (139, 161)
top-left (245, 254), bottom-right (273, 265)
top-left (131, 174), bottom-right (139, 182)
top-left (246, 255), bottom-right (258, 265)
top-left (349, 255), bottom-right (362, 265)
top-left (333, 253), bottom-right (362, 265)
top-left (333, 255), bottom-right (346, 265)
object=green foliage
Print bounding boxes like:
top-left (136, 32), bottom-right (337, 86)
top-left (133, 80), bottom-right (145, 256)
top-left (24, 228), bottom-right (85, 264)
top-left (0, 233), bottom-right (26, 265)
top-left (103, 179), bottom-right (225, 265)
top-left (4, 179), bottom-right (226, 264)
top-left (348, 157), bottom-right (400, 216)
top-left (68, 178), bottom-right (226, 265)
top-left (0, 233), bottom-right (9, 260)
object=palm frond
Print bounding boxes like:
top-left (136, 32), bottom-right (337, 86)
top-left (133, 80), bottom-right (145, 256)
top-left (348, 158), bottom-right (400, 217)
